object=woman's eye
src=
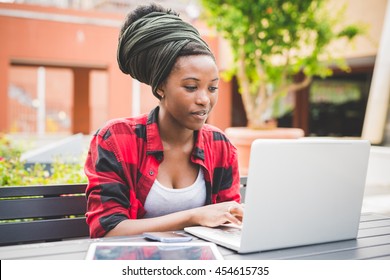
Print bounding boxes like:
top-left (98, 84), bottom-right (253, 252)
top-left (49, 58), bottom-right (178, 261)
top-left (209, 86), bottom-right (218, 92)
top-left (184, 86), bottom-right (197, 92)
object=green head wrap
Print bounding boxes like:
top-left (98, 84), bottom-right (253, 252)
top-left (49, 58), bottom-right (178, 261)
top-left (117, 12), bottom-right (212, 99)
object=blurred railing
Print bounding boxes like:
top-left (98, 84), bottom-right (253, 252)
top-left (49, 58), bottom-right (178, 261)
top-left (12, 0), bottom-right (199, 15)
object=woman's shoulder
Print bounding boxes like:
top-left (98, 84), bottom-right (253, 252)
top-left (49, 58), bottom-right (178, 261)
top-left (200, 124), bottom-right (238, 165)
top-left (200, 124), bottom-right (234, 147)
top-left (200, 123), bottom-right (223, 134)
top-left (94, 113), bottom-right (148, 139)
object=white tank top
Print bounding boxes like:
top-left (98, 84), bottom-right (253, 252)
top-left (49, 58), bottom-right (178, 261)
top-left (143, 169), bottom-right (206, 218)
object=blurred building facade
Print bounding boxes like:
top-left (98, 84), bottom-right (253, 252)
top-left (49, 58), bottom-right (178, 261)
top-left (0, 0), bottom-right (389, 143)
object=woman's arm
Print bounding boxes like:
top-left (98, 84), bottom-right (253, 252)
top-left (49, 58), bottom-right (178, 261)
top-left (105, 201), bottom-right (243, 237)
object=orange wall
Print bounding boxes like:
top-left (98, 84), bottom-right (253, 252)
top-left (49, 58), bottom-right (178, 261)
top-left (0, 3), bottom-right (129, 133)
top-left (0, 3), bottom-right (233, 134)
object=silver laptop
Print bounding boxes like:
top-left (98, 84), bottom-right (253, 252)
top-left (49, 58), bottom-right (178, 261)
top-left (185, 138), bottom-right (371, 253)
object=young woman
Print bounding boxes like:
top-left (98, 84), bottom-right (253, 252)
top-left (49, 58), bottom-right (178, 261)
top-left (84, 3), bottom-right (243, 238)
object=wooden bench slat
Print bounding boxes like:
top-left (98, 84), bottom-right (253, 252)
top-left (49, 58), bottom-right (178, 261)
top-left (0, 196), bottom-right (86, 220)
top-left (0, 217), bottom-right (89, 245)
top-left (0, 184), bottom-right (87, 198)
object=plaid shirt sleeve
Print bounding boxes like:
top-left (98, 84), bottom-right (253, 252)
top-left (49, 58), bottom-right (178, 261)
top-left (84, 119), bottom-right (141, 238)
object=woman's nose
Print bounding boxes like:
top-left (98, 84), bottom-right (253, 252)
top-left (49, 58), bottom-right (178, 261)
top-left (195, 89), bottom-right (210, 105)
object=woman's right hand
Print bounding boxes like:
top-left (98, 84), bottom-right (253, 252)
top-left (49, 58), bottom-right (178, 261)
top-left (192, 201), bottom-right (244, 228)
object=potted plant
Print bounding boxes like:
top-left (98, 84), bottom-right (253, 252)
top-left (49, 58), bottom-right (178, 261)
top-left (200, 0), bottom-right (364, 174)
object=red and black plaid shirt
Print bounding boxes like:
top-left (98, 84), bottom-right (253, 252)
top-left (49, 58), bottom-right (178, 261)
top-left (85, 106), bottom-right (241, 238)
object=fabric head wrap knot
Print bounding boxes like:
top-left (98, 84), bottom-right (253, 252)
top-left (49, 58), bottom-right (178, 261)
top-left (117, 12), bottom-right (212, 99)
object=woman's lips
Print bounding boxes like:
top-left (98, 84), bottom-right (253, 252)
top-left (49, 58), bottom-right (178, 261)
top-left (191, 110), bottom-right (208, 120)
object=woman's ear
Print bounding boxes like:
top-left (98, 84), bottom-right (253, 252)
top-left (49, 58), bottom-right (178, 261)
top-left (156, 88), bottom-right (165, 99)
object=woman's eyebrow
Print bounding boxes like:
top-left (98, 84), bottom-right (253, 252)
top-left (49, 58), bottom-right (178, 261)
top-left (182, 77), bottom-right (200, 81)
top-left (182, 77), bottom-right (219, 82)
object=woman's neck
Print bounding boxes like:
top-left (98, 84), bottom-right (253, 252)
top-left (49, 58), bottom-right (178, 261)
top-left (158, 108), bottom-right (195, 148)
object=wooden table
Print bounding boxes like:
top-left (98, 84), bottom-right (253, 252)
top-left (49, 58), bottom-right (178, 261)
top-left (1, 213), bottom-right (389, 260)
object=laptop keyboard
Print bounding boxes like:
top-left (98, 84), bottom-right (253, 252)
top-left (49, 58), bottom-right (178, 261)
top-left (213, 226), bottom-right (242, 238)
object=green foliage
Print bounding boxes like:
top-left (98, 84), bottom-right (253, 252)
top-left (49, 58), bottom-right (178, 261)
top-left (200, 0), bottom-right (365, 126)
top-left (202, 0), bottom-right (362, 84)
top-left (0, 134), bottom-right (87, 186)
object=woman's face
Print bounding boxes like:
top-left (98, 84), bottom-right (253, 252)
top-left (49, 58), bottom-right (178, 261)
top-left (158, 55), bottom-right (219, 131)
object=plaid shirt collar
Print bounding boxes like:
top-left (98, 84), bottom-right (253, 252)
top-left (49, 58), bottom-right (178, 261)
top-left (146, 106), bottom-right (205, 161)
